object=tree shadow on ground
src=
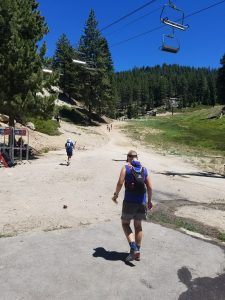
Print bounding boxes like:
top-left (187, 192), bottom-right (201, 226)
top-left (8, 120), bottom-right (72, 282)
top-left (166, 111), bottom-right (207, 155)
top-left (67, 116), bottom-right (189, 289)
top-left (159, 171), bottom-right (225, 179)
top-left (92, 247), bottom-right (135, 267)
top-left (178, 266), bottom-right (225, 300)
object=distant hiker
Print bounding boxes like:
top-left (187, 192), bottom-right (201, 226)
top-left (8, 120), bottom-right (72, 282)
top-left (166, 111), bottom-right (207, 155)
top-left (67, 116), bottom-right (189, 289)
top-left (112, 150), bottom-right (153, 262)
top-left (111, 124), bottom-right (112, 130)
top-left (65, 138), bottom-right (75, 166)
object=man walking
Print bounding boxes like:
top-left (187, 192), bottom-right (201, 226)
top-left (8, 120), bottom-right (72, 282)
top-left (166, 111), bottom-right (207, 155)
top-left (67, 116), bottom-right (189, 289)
top-left (65, 138), bottom-right (75, 166)
top-left (112, 150), bottom-right (153, 262)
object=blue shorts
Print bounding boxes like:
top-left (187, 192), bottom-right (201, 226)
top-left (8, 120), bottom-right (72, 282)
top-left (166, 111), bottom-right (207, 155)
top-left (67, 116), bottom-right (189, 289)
top-left (66, 150), bottom-right (73, 157)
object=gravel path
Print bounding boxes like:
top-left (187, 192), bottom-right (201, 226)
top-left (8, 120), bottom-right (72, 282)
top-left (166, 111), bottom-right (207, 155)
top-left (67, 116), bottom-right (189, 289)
top-left (1, 121), bottom-right (225, 236)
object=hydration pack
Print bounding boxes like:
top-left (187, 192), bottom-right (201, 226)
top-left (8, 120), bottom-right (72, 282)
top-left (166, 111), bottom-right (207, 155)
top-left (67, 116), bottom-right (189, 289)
top-left (126, 167), bottom-right (146, 195)
top-left (66, 142), bottom-right (73, 151)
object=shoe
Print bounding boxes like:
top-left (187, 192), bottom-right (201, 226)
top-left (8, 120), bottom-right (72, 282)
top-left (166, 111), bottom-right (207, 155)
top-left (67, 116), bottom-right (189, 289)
top-left (135, 252), bottom-right (140, 261)
top-left (125, 249), bottom-right (140, 262)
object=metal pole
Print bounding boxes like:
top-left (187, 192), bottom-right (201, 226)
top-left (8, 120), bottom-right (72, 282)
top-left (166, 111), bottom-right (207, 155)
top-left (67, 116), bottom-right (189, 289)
top-left (26, 129), bottom-right (29, 160)
top-left (19, 137), bottom-right (22, 161)
top-left (11, 127), bottom-right (14, 163)
top-left (3, 133), bottom-right (5, 152)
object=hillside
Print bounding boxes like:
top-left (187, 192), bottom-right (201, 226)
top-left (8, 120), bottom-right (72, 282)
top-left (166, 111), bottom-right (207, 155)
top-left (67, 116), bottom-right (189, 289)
top-left (0, 91), bottom-right (112, 154)
top-left (124, 106), bottom-right (225, 174)
top-left (55, 93), bottom-right (111, 126)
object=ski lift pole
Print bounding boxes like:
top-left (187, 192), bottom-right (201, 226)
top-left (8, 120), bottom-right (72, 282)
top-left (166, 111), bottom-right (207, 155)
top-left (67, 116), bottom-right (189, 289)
top-left (3, 133), bottom-right (6, 152)
top-left (11, 127), bottom-right (14, 164)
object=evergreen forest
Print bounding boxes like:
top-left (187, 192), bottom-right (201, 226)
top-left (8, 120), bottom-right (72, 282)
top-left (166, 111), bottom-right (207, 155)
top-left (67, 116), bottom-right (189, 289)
top-left (0, 1), bottom-right (225, 124)
top-left (115, 64), bottom-right (219, 118)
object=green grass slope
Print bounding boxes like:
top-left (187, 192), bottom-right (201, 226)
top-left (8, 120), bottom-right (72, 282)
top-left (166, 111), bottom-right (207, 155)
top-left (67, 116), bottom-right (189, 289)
top-left (126, 106), bottom-right (225, 156)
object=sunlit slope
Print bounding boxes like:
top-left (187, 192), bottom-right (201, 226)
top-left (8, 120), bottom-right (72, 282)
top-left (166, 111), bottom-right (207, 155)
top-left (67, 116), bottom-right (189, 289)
top-left (126, 106), bottom-right (225, 155)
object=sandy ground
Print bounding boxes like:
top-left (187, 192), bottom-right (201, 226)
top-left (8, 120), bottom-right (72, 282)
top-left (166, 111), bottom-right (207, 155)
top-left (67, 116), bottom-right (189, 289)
top-left (1, 120), bottom-right (225, 236)
top-left (175, 206), bottom-right (225, 232)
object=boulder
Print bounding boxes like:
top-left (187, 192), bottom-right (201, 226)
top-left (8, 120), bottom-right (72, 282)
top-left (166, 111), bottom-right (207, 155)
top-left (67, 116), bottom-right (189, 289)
top-left (208, 106), bottom-right (225, 119)
top-left (26, 122), bottom-right (35, 130)
top-left (0, 114), bottom-right (9, 123)
top-left (222, 106), bottom-right (225, 114)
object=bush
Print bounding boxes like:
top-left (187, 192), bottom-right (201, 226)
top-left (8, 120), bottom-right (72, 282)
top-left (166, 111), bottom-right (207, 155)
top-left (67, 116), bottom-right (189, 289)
top-left (31, 119), bottom-right (60, 136)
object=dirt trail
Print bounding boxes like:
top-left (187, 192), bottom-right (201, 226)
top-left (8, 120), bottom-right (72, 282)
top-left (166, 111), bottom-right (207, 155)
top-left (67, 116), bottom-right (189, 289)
top-left (1, 121), bottom-right (225, 237)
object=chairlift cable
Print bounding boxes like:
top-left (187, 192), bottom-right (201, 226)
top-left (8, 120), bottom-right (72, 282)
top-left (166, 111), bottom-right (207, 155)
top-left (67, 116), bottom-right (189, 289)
top-left (184, 0), bottom-right (225, 20)
top-left (111, 24), bottom-right (165, 47)
top-left (111, 0), bottom-right (225, 47)
top-left (105, 7), bottom-right (161, 37)
top-left (100, 0), bottom-right (158, 32)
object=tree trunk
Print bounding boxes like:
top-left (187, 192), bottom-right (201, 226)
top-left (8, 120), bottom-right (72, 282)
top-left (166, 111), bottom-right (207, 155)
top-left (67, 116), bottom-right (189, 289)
top-left (8, 114), bottom-right (15, 127)
top-left (88, 104), bottom-right (92, 124)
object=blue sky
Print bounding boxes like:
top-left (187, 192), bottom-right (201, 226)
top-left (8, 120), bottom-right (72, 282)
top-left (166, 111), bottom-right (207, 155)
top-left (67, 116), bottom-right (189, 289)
top-left (38, 0), bottom-right (225, 72)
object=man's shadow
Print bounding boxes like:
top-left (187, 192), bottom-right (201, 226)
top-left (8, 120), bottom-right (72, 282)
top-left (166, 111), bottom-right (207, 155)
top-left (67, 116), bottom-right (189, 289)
top-left (178, 266), bottom-right (225, 300)
top-left (93, 247), bottom-right (135, 267)
top-left (59, 163), bottom-right (68, 166)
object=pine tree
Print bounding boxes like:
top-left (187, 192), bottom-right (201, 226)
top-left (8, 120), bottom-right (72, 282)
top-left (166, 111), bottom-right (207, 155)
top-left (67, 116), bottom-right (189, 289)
top-left (78, 10), bottom-right (115, 119)
top-left (0, 0), bottom-right (56, 125)
top-left (208, 74), bottom-right (216, 106)
top-left (52, 34), bottom-right (81, 98)
top-left (114, 64), bottom-right (217, 111)
top-left (217, 53), bottom-right (225, 104)
top-left (97, 37), bottom-right (116, 116)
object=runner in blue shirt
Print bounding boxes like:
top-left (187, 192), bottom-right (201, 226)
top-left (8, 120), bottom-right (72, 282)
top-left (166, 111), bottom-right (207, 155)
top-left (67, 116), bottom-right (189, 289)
top-left (65, 138), bottom-right (75, 166)
top-left (112, 150), bottom-right (153, 262)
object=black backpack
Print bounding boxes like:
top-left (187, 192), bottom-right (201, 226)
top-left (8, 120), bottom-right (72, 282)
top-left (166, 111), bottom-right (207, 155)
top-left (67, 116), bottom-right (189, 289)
top-left (126, 167), bottom-right (146, 195)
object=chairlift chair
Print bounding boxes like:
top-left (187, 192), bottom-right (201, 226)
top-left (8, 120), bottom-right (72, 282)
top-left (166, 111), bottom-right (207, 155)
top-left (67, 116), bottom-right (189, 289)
top-left (42, 68), bottom-right (53, 74)
top-left (160, 0), bottom-right (189, 31)
top-left (160, 33), bottom-right (180, 53)
top-left (72, 59), bottom-right (87, 65)
top-left (84, 60), bottom-right (98, 72)
top-left (85, 67), bottom-right (98, 72)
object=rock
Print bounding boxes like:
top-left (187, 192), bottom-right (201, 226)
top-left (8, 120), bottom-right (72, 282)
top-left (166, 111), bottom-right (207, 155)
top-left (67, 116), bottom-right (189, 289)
top-left (0, 114), bottom-right (9, 123)
top-left (207, 106), bottom-right (225, 119)
top-left (221, 106), bottom-right (225, 115)
top-left (26, 122), bottom-right (35, 130)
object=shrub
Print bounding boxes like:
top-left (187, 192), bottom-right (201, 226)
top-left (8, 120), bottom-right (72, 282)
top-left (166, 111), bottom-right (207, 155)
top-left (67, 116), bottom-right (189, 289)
top-left (31, 119), bottom-right (60, 136)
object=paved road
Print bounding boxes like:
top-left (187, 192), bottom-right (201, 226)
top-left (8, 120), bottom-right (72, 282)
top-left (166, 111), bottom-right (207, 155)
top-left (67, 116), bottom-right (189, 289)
top-left (0, 220), bottom-right (225, 300)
